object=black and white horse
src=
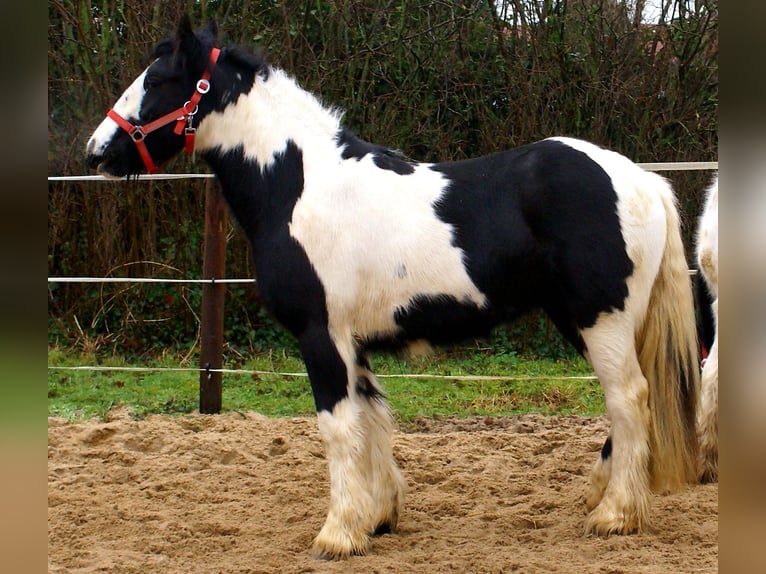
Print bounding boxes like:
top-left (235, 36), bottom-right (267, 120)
top-left (696, 176), bottom-right (718, 483)
top-left (86, 16), bottom-right (700, 558)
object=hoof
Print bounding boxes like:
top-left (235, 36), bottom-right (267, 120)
top-left (584, 501), bottom-right (646, 536)
top-left (311, 550), bottom-right (336, 561)
top-left (311, 526), bottom-right (370, 560)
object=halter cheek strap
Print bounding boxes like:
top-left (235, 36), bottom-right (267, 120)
top-left (106, 47), bottom-right (221, 174)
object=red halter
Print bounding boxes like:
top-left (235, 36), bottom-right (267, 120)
top-left (106, 47), bottom-right (221, 174)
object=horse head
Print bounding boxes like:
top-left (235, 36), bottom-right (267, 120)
top-left (85, 15), bottom-right (222, 177)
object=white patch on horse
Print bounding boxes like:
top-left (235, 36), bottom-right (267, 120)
top-left (289, 156), bottom-right (487, 339)
top-left (195, 69), bottom-right (343, 169)
top-left (86, 69), bottom-right (149, 159)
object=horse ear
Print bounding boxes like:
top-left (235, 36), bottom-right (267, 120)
top-left (175, 14), bottom-right (204, 71)
top-left (205, 18), bottom-right (218, 40)
top-left (177, 14), bottom-right (195, 45)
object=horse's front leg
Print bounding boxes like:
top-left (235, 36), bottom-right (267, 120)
top-left (299, 325), bottom-right (405, 559)
top-left (353, 352), bottom-right (407, 535)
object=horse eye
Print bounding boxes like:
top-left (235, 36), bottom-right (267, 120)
top-left (144, 75), bottom-right (162, 89)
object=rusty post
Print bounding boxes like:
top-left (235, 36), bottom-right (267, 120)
top-left (199, 177), bottom-right (227, 414)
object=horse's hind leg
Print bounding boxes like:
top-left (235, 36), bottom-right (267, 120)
top-left (581, 312), bottom-right (652, 535)
top-left (542, 303), bottom-right (616, 514)
top-left (299, 325), bottom-right (404, 558)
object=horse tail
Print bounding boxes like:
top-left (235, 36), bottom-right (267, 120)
top-left (635, 177), bottom-right (700, 492)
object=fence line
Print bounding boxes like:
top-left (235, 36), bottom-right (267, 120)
top-left (47, 364), bottom-right (598, 382)
top-left (637, 161), bottom-right (717, 171)
top-left (49, 270), bottom-right (699, 285)
top-left (47, 161), bottom-right (718, 183)
top-left (47, 173), bottom-right (216, 181)
top-left (48, 277), bottom-right (255, 284)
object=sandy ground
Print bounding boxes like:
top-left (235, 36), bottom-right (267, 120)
top-left (48, 410), bottom-right (717, 573)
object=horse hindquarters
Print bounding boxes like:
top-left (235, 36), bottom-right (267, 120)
top-left (299, 325), bottom-right (405, 558)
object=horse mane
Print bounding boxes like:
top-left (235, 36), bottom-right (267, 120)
top-left (148, 16), bottom-right (268, 81)
top-left (149, 39), bottom-right (269, 81)
top-left (151, 38), bottom-right (175, 60)
top-left (337, 127), bottom-right (412, 166)
top-left (222, 45), bottom-right (271, 80)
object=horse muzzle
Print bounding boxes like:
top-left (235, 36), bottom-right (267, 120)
top-left (85, 148), bottom-right (132, 179)
top-left (85, 151), bottom-right (103, 171)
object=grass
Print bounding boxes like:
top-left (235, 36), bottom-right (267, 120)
top-left (47, 344), bottom-right (603, 422)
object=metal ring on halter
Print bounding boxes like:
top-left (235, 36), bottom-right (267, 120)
top-left (183, 101), bottom-right (200, 116)
top-left (130, 128), bottom-right (146, 142)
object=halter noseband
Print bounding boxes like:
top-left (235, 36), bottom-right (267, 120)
top-left (106, 47), bottom-right (221, 174)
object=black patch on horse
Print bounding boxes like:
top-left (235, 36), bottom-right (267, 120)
top-left (392, 294), bottom-right (504, 346)
top-left (337, 128), bottom-right (415, 175)
top-left (204, 141), bottom-right (351, 412)
top-left (601, 436), bottom-right (613, 461)
top-left (431, 139), bottom-right (633, 339)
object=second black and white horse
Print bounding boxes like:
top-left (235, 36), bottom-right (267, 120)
top-left (85, 16), bottom-right (700, 558)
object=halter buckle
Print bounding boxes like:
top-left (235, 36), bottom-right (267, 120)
top-left (196, 79), bottom-right (211, 94)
